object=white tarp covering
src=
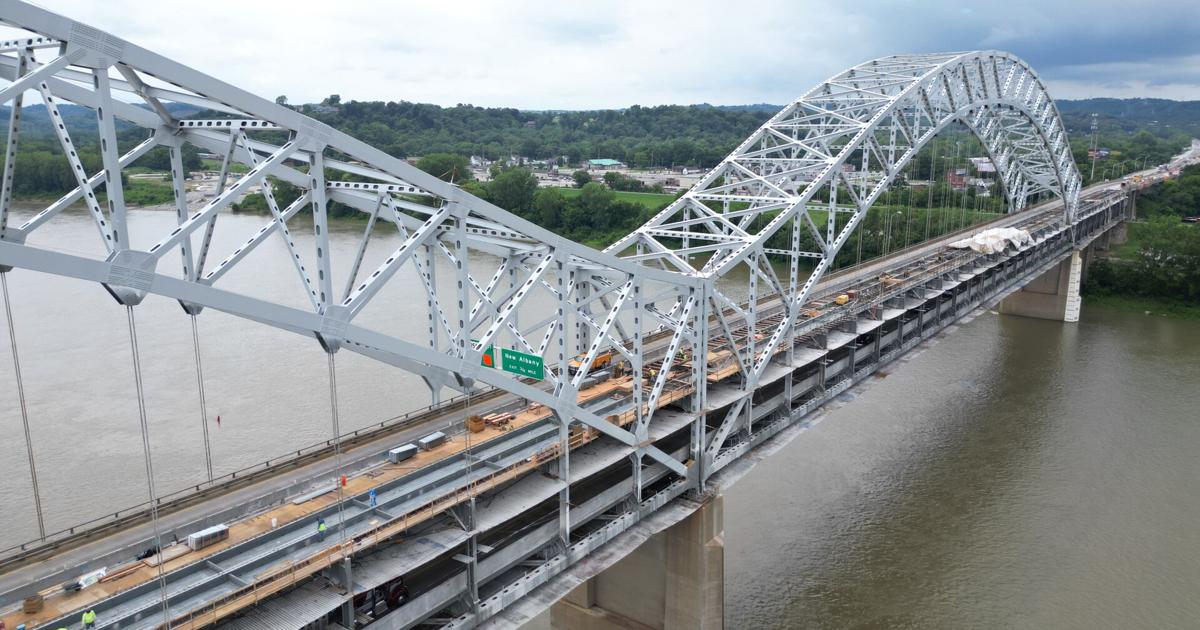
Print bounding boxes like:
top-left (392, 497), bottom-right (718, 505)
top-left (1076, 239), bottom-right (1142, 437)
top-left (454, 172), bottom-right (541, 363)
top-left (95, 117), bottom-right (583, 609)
top-left (949, 227), bottom-right (1033, 254)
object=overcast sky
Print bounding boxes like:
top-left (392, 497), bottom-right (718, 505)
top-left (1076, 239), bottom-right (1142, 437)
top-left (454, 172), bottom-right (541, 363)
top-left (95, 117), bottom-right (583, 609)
top-left (15, 0), bottom-right (1200, 109)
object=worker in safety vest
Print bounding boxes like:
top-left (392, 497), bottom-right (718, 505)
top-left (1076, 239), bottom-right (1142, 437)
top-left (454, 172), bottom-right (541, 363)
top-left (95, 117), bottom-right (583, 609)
top-left (82, 609), bottom-right (97, 629)
top-left (317, 517), bottom-right (328, 542)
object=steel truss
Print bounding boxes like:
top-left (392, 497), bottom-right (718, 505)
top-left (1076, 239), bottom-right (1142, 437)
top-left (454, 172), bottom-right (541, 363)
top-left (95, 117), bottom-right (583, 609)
top-left (0, 2), bottom-right (1080, 512)
top-left (607, 51), bottom-right (1081, 462)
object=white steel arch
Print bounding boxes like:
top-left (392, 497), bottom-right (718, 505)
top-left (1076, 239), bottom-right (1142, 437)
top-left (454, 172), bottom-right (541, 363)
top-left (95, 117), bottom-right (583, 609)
top-left (0, 0), bottom-right (1081, 486)
top-left (605, 51), bottom-right (1082, 450)
top-left (610, 51), bottom-right (1081, 279)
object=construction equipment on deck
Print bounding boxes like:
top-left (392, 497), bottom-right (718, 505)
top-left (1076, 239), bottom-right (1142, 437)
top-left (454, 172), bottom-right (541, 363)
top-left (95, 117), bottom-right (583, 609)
top-left (186, 524), bottom-right (229, 552)
top-left (568, 350), bottom-right (614, 376)
top-left (417, 432), bottom-right (447, 451)
top-left (388, 444), bottom-right (418, 463)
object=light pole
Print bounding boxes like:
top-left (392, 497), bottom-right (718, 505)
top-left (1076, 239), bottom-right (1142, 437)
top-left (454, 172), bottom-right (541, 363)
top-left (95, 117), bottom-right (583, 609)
top-left (1088, 113), bottom-right (1099, 181)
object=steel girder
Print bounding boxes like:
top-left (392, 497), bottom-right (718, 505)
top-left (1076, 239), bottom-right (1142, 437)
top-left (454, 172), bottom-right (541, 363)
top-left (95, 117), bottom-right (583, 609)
top-left (0, 0), bottom-right (1081, 492)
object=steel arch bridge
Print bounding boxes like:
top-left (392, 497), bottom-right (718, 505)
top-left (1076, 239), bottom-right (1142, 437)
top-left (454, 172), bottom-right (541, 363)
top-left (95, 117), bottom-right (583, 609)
top-left (0, 0), bottom-right (1080, 487)
top-left (0, 5), bottom-right (1089, 623)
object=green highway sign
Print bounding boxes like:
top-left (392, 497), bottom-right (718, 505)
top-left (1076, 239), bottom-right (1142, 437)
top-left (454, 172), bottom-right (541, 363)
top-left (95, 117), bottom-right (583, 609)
top-left (481, 344), bottom-right (495, 368)
top-left (500, 348), bottom-right (545, 380)
top-left (472, 340), bottom-right (496, 369)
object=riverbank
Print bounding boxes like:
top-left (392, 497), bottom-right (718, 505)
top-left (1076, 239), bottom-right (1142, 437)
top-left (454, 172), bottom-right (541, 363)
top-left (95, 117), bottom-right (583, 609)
top-left (12, 177), bottom-right (175, 207)
top-left (1081, 291), bottom-right (1200, 319)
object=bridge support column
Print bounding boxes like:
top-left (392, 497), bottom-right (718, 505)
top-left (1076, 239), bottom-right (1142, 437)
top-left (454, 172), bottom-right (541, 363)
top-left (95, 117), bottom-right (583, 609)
top-left (999, 250), bottom-right (1082, 322)
top-left (550, 494), bottom-right (724, 630)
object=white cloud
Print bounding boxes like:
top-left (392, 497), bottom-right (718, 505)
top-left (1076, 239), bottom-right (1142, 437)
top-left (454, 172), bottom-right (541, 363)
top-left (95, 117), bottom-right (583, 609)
top-left (7, 0), bottom-right (1200, 108)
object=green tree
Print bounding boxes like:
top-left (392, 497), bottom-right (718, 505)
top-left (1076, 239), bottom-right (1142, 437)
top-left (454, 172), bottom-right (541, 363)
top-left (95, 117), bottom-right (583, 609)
top-left (577, 182), bottom-right (615, 216)
top-left (416, 153), bottom-right (472, 184)
top-left (532, 187), bottom-right (566, 228)
top-left (572, 170), bottom-right (592, 188)
top-left (1132, 218), bottom-right (1200, 299)
top-left (460, 179), bottom-right (488, 200)
top-left (602, 171), bottom-right (645, 192)
top-left (487, 167), bottom-right (538, 213)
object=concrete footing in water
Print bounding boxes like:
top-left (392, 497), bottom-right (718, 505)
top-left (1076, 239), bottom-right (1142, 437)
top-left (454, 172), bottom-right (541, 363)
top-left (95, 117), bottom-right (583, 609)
top-left (999, 249), bottom-right (1084, 322)
top-left (550, 495), bottom-right (724, 630)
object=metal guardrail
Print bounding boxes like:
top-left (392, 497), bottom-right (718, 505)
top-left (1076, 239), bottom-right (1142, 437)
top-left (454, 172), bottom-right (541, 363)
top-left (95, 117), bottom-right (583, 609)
top-left (165, 447), bottom-right (550, 630)
top-left (0, 386), bottom-right (501, 565)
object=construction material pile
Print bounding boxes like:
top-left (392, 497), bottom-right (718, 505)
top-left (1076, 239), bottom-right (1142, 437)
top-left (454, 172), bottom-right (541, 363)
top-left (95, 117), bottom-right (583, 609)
top-left (949, 227), bottom-right (1033, 254)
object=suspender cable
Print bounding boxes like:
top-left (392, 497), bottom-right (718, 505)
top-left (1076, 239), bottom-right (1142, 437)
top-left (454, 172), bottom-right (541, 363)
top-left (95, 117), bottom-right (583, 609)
top-left (854, 210), bottom-right (863, 266)
top-left (959, 163), bottom-right (970, 230)
top-left (189, 315), bottom-right (214, 482)
top-left (125, 306), bottom-right (171, 624)
top-left (327, 351), bottom-right (348, 545)
top-left (925, 149), bottom-right (935, 242)
top-left (465, 384), bottom-right (474, 495)
top-left (902, 161), bottom-right (913, 249)
top-left (2, 273), bottom-right (45, 541)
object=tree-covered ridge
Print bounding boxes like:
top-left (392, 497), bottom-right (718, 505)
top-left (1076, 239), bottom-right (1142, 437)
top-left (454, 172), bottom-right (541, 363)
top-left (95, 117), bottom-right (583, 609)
top-left (305, 97), bottom-right (1199, 173)
top-left (308, 101), bottom-right (770, 168)
top-left (1057, 98), bottom-right (1200, 136)
top-left (2, 98), bottom-right (1196, 201)
top-left (0, 103), bottom-right (202, 202)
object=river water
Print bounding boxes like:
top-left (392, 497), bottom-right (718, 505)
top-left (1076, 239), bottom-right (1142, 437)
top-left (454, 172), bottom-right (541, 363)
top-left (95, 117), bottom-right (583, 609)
top-left (725, 303), bottom-right (1200, 628)
top-left (2, 207), bottom-right (1198, 627)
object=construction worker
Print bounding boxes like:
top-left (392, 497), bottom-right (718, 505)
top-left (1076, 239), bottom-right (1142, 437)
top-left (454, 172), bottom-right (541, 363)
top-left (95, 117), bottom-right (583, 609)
top-left (82, 609), bottom-right (97, 629)
top-left (317, 517), bottom-right (328, 542)
top-left (368, 488), bottom-right (377, 507)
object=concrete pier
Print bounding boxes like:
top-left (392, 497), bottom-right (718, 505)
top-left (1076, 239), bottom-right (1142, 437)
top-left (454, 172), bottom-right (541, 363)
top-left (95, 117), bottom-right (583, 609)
top-left (550, 495), bottom-right (725, 630)
top-left (999, 250), bottom-right (1083, 322)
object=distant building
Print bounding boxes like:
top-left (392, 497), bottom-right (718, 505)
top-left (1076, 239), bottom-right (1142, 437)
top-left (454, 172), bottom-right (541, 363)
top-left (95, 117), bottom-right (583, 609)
top-left (946, 168), bottom-right (968, 190)
top-left (967, 157), bottom-right (997, 196)
top-left (968, 157), bottom-right (996, 176)
top-left (587, 158), bottom-right (625, 171)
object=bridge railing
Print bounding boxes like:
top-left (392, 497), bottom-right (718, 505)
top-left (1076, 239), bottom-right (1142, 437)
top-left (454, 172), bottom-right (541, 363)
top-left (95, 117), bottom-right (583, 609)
top-left (0, 386), bottom-right (501, 565)
top-left (163, 444), bottom-right (558, 629)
